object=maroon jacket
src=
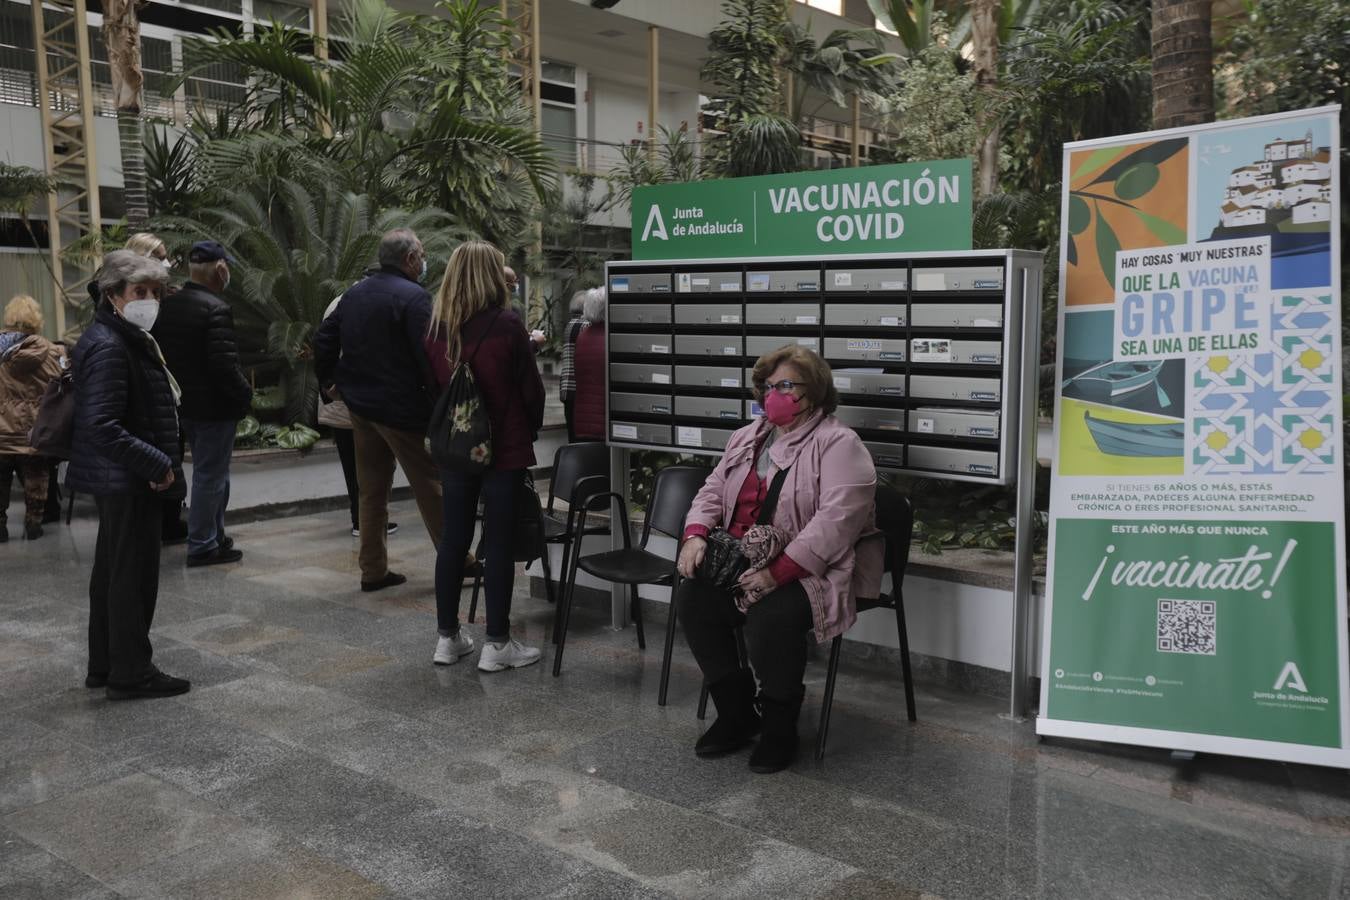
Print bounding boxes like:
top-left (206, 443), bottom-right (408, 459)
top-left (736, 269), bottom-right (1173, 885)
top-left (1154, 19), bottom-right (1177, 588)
top-left (572, 322), bottom-right (606, 441)
top-left (424, 307), bottom-right (544, 470)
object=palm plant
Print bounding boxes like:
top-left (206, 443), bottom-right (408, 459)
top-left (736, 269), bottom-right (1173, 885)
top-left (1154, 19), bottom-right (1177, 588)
top-left (779, 23), bottom-right (900, 125)
top-left (156, 177), bottom-right (457, 425)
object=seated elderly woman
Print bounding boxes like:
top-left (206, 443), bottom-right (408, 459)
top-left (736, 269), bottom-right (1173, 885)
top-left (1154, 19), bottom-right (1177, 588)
top-left (675, 345), bottom-right (880, 773)
top-left (68, 250), bottom-right (189, 700)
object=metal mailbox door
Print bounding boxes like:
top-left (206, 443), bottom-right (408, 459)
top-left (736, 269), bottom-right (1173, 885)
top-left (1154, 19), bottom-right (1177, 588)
top-left (611, 333), bottom-right (672, 355)
top-left (610, 363), bottom-right (673, 386)
top-left (676, 272), bottom-right (742, 294)
top-left (676, 425), bottom-right (735, 450)
top-left (823, 337), bottom-right (907, 362)
top-left (909, 407), bottom-right (1001, 439)
top-left (825, 267), bottom-right (908, 292)
top-left (675, 395), bottom-right (744, 422)
top-left (908, 375), bottom-right (1001, 402)
top-left (610, 304), bottom-right (672, 326)
top-left (611, 421), bottom-right (672, 445)
top-left (610, 392), bottom-right (673, 416)
top-left (910, 303), bottom-right (1004, 328)
top-left (745, 270), bottom-right (820, 293)
top-left (675, 365), bottom-right (743, 389)
top-left (745, 335), bottom-right (819, 356)
top-left (823, 304), bottom-right (906, 327)
top-left (745, 303), bottom-right (820, 326)
top-left (831, 371), bottom-right (907, 397)
top-left (907, 444), bottom-right (999, 478)
top-left (675, 334), bottom-right (743, 357)
top-left (863, 441), bottom-right (905, 469)
top-left (834, 405), bottom-right (906, 432)
top-left (674, 304), bottom-right (742, 326)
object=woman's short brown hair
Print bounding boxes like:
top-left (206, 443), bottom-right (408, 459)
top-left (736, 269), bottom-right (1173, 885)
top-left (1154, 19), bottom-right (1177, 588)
top-left (750, 344), bottom-right (838, 415)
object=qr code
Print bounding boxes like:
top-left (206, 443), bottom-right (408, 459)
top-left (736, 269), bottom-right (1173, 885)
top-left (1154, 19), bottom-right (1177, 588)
top-left (1157, 599), bottom-right (1216, 655)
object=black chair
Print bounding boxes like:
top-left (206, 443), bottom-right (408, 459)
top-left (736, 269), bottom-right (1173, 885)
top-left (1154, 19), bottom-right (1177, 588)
top-left (552, 464), bottom-right (709, 677)
top-left (815, 488), bottom-right (916, 760)
top-left (466, 442), bottom-right (610, 626)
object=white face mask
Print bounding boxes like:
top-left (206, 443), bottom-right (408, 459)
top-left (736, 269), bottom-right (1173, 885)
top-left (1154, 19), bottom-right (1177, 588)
top-left (121, 298), bottom-right (160, 331)
top-left (160, 258), bottom-right (172, 271)
top-left (221, 266), bottom-right (231, 291)
top-left (418, 258), bottom-right (428, 283)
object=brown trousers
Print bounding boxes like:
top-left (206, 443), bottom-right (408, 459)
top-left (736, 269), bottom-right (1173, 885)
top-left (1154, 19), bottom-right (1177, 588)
top-left (0, 454), bottom-right (49, 530)
top-left (349, 412), bottom-right (444, 581)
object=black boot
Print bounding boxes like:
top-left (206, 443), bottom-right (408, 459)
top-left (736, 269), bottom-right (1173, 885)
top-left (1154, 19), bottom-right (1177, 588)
top-left (695, 669), bottom-right (761, 758)
top-left (749, 692), bottom-right (802, 774)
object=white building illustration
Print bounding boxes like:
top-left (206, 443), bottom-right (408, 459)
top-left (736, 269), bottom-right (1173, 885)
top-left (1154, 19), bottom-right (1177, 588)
top-left (1221, 132), bottom-right (1332, 229)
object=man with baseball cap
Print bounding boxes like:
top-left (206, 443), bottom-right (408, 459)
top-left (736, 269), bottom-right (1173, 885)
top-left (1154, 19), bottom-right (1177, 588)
top-left (152, 240), bottom-right (252, 566)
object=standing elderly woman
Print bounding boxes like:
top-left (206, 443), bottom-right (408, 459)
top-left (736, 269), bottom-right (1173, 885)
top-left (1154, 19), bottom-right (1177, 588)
top-left (558, 290), bottom-right (587, 442)
top-left (0, 295), bottom-right (65, 541)
top-left (68, 250), bottom-right (190, 700)
top-left (675, 345), bottom-right (880, 773)
top-left (570, 287), bottom-right (606, 442)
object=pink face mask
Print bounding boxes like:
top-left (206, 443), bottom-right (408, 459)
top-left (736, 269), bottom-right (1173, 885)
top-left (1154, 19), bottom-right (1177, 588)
top-left (763, 389), bottom-right (801, 426)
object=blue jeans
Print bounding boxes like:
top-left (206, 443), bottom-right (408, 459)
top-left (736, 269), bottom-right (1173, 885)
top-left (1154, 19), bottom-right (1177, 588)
top-left (183, 418), bottom-right (236, 555)
top-left (435, 468), bottom-right (522, 642)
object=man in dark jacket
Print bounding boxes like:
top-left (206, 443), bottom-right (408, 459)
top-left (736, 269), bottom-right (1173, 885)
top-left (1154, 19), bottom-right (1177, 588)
top-left (314, 228), bottom-right (444, 592)
top-left (153, 240), bottom-right (251, 567)
top-left (70, 250), bottom-right (190, 699)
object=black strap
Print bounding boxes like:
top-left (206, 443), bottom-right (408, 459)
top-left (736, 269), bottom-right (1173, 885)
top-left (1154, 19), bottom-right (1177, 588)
top-left (755, 466), bottom-right (791, 526)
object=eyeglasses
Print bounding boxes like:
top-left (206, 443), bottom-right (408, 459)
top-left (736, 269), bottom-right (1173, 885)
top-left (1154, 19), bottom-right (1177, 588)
top-left (765, 380), bottom-right (801, 394)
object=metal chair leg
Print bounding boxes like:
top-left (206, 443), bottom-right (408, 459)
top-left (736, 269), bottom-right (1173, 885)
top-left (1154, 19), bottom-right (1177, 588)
top-left (895, 596), bottom-right (917, 722)
top-left (658, 573), bottom-right (681, 707)
top-left (630, 584), bottom-right (645, 650)
top-left (697, 683), bottom-right (709, 720)
top-left (816, 635), bottom-right (844, 761)
top-left (468, 574), bottom-right (481, 624)
top-left (65, 489), bottom-right (75, 525)
top-left (552, 540), bottom-right (584, 677)
top-left (538, 540), bottom-right (556, 609)
top-left (552, 537), bottom-right (574, 645)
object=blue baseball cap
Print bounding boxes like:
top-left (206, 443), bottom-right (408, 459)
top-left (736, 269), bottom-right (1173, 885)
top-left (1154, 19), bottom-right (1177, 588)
top-left (189, 241), bottom-right (236, 264)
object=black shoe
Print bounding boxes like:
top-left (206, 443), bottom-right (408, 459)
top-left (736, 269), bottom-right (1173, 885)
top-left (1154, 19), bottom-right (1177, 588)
top-left (186, 546), bottom-right (244, 567)
top-left (361, 571), bottom-right (407, 592)
top-left (85, 673), bottom-right (107, 688)
top-left (24, 524), bottom-right (43, 540)
top-left (695, 669), bottom-right (761, 758)
top-left (748, 693), bottom-right (802, 774)
top-left (218, 535), bottom-right (234, 552)
top-left (351, 523), bottom-right (399, 537)
top-left (106, 670), bottom-right (190, 701)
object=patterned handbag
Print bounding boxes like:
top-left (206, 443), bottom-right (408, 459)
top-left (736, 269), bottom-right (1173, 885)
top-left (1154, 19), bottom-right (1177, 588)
top-left (427, 308), bottom-right (503, 473)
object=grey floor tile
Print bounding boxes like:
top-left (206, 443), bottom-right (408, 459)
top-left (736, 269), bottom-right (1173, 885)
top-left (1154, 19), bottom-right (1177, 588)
top-left (1, 772), bottom-right (249, 882)
top-left (0, 718), bottom-right (129, 814)
top-left (0, 827), bottom-right (117, 900)
top-left (176, 671), bottom-right (360, 740)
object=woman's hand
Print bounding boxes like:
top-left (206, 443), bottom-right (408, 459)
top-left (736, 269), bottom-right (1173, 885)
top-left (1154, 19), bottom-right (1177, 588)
top-left (737, 567), bottom-right (778, 599)
top-left (150, 468), bottom-right (175, 492)
top-left (677, 536), bottom-right (707, 579)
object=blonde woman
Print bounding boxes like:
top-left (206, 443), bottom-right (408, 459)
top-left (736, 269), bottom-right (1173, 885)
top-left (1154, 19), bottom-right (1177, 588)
top-left (423, 240), bottom-right (545, 672)
top-left (0, 295), bottom-right (65, 541)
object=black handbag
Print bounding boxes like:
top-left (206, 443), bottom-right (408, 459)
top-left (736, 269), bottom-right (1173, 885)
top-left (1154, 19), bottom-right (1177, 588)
top-left (694, 465), bottom-right (790, 590)
top-left (513, 470), bottom-right (544, 558)
top-left (28, 368), bottom-right (75, 460)
top-left (427, 308), bottom-right (503, 473)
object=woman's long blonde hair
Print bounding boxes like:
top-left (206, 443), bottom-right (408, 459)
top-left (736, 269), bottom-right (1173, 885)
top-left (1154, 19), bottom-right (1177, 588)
top-left (124, 232), bottom-right (167, 259)
top-left (429, 240), bottom-right (509, 363)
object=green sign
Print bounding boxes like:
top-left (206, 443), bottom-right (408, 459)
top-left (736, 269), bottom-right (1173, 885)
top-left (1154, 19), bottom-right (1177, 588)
top-left (1047, 519), bottom-right (1340, 748)
top-left (631, 160), bottom-right (972, 260)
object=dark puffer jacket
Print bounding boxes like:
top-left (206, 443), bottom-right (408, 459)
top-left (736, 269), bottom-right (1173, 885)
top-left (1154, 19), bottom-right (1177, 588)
top-left (314, 266), bottom-right (436, 432)
top-left (67, 304), bottom-right (184, 498)
top-left (151, 281), bottom-right (252, 421)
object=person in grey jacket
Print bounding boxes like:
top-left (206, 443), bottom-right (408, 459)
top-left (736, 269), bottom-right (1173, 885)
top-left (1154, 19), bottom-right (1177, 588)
top-left (68, 251), bottom-right (190, 700)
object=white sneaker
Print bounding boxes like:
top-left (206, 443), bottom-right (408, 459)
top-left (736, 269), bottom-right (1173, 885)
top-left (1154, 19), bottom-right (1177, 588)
top-left (433, 631), bottom-right (475, 666)
top-left (477, 638), bottom-right (542, 672)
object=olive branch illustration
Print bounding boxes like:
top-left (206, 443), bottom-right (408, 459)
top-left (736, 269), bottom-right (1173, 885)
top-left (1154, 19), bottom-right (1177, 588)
top-left (1068, 137), bottom-right (1189, 286)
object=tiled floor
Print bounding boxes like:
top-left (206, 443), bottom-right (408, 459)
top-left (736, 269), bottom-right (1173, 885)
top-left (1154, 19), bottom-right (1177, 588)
top-left (2, 501), bottom-right (1349, 899)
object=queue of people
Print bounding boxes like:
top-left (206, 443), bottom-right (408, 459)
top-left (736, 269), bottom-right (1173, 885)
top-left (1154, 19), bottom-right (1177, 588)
top-left (4, 225), bottom-right (881, 775)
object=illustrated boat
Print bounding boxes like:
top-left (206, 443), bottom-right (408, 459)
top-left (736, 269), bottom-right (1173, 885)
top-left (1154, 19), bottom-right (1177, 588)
top-left (1064, 359), bottom-right (1165, 399)
top-left (1084, 411), bottom-right (1184, 457)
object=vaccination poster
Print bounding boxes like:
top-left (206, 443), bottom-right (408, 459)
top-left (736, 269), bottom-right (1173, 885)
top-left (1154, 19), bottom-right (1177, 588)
top-left (1038, 107), bottom-right (1348, 766)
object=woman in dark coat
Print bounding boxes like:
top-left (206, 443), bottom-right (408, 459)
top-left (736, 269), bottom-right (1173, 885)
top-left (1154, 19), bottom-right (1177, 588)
top-left (571, 288), bottom-right (606, 442)
top-left (68, 250), bottom-right (190, 700)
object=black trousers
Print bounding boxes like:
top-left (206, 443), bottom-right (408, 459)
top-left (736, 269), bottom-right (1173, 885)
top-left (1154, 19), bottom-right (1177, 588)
top-left (436, 467), bottom-right (522, 641)
top-left (88, 493), bottom-right (162, 683)
top-left (333, 427), bottom-right (360, 528)
top-left (676, 577), bottom-right (814, 703)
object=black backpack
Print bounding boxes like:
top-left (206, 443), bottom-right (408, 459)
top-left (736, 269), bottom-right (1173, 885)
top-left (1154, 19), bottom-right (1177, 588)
top-left (427, 308), bottom-right (502, 473)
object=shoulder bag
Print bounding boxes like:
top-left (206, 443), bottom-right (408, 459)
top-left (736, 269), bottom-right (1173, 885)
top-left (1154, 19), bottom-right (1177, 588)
top-left (694, 465), bottom-right (790, 590)
top-left (427, 308), bottom-right (503, 473)
top-left (28, 366), bottom-right (75, 460)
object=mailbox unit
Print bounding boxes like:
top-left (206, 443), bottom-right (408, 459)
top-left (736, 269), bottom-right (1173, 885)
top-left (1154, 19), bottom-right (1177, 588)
top-left (605, 251), bottom-right (1042, 485)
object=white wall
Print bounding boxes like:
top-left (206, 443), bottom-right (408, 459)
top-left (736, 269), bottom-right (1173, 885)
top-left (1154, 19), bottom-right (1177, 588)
top-left (0, 105), bottom-right (127, 189)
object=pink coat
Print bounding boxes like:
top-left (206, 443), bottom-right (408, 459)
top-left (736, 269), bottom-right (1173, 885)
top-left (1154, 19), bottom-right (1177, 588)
top-left (684, 411), bottom-right (882, 642)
